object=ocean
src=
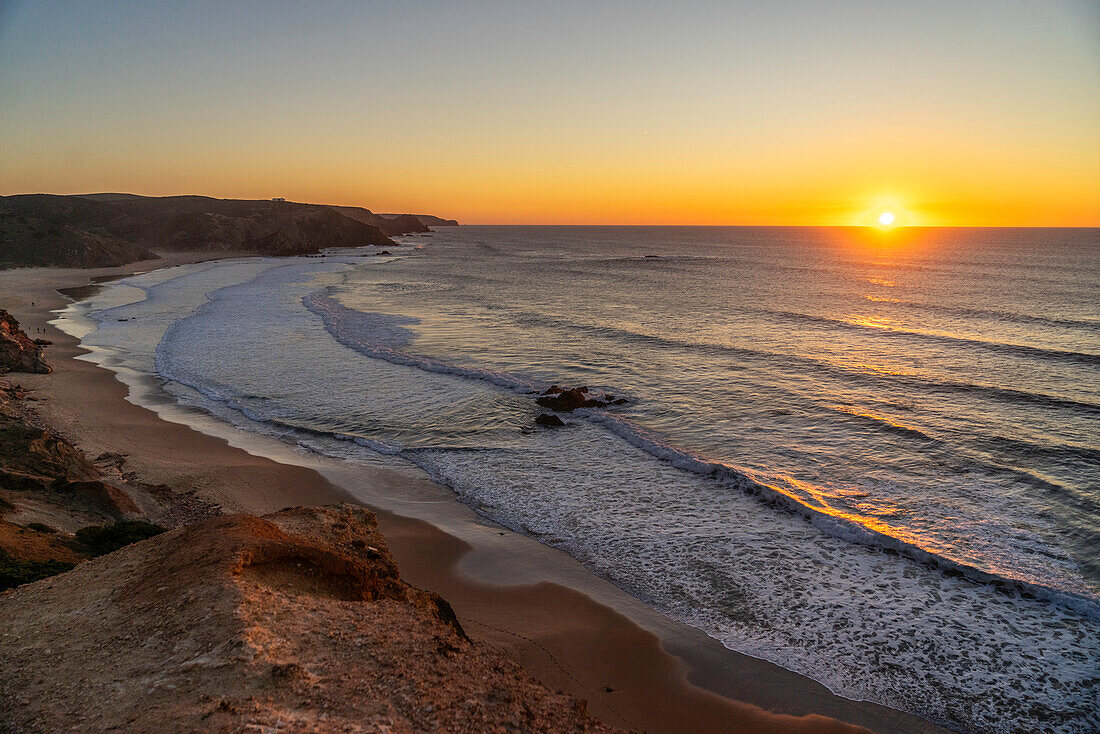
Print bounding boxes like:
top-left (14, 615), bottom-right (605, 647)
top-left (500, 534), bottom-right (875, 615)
top-left (69, 226), bottom-right (1099, 732)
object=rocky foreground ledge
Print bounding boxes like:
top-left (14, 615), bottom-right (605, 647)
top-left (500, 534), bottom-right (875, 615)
top-left (0, 504), bottom-right (622, 733)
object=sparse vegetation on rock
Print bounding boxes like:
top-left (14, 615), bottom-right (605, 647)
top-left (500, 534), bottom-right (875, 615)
top-left (0, 548), bottom-right (74, 591)
top-left (75, 520), bottom-right (166, 556)
top-left (24, 523), bottom-right (55, 533)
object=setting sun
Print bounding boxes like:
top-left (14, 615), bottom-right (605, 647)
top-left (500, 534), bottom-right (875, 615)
top-left (878, 212), bottom-right (896, 227)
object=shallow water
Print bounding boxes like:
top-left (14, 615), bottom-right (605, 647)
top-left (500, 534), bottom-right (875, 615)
top-left (75, 227), bottom-right (1100, 733)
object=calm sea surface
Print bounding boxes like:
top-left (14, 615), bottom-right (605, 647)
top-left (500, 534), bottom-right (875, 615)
top-left (76, 226), bottom-right (1099, 732)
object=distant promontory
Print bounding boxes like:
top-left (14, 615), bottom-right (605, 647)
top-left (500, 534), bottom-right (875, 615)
top-left (378, 213), bottom-right (460, 227)
top-left (0, 193), bottom-right (458, 269)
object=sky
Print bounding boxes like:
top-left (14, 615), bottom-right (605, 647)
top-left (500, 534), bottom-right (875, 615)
top-left (1, 1), bottom-right (1097, 225)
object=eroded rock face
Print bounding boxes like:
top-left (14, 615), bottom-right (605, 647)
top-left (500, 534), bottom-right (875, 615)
top-left (51, 479), bottom-right (142, 518)
top-left (0, 395), bottom-right (97, 485)
top-left (0, 311), bottom-right (49, 374)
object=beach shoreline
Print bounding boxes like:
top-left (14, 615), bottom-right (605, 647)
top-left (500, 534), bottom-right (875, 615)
top-left (0, 252), bottom-right (947, 733)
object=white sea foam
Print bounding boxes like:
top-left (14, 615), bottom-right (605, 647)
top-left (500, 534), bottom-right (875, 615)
top-left (303, 291), bottom-right (540, 393)
top-left (303, 288), bottom-right (1100, 620)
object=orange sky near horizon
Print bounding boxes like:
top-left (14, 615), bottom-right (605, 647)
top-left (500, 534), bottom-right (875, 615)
top-left (1, 2), bottom-right (1098, 227)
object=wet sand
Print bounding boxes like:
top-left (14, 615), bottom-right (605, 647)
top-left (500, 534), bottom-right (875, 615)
top-left (0, 253), bottom-right (948, 733)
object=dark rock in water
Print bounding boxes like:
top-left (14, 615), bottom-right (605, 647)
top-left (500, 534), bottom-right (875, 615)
top-left (535, 386), bottom-right (606, 412)
top-left (535, 413), bottom-right (565, 427)
top-left (376, 250), bottom-right (392, 255)
top-left (542, 385), bottom-right (589, 395)
top-left (0, 310), bottom-right (50, 374)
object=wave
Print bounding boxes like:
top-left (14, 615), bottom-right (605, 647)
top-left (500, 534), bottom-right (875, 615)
top-left (601, 249), bottom-right (1098, 291)
top-left (303, 292), bottom-right (540, 393)
top-left (301, 296), bottom-right (419, 349)
top-left (827, 406), bottom-right (1100, 519)
top-left (756, 308), bottom-right (1100, 367)
top-left (828, 405), bottom-right (1100, 476)
top-left (580, 410), bottom-right (1100, 619)
top-left (506, 309), bottom-right (1100, 417)
top-left (597, 255), bottom-right (717, 263)
top-left (830, 406), bottom-right (940, 442)
top-left (864, 297), bottom-right (1100, 332)
top-left (296, 288), bottom-right (1100, 619)
top-left (975, 434), bottom-right (1100, 470)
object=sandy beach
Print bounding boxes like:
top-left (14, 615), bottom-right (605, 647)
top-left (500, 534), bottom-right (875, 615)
top-left (0, 253), bottom-right (947, 734)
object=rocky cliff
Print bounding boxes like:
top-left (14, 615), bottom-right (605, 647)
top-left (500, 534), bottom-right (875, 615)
top-left (330, 205), bottom-right (431, 236)
top-left (0, 194), bottom-right (451, 268)
top-left (0, 196), bottom-right (156, 268)
top-left (0, 311), bottom-right (49, 374)
top-left (381, 213), bottom-right (460, 227)
top-left (0, 376), bottom-right (217, 592)
top-left (0, 504), bottom-right (623, 733)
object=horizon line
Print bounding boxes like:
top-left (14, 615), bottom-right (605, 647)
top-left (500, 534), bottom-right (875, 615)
top-left (3, 191), bottom-right (1097, 229)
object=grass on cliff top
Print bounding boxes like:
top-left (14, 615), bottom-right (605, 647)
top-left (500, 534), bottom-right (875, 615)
top-left (25, 522), bottom-right (56, 533)
top-left (1, 520), bottom-right (167, 591)
top-left (76, 520), bottom-right (165, 557)
top-left (0, 548), bottom-right (75, 591)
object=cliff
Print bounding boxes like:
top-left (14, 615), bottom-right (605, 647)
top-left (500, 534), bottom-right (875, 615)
top-left (0, 311), bottom-right (49, 374)
top-left (0, 504), bottom-right (622, 733)
top-left (0, 194), bottom-right (452, 268)
top-left (330, 205), bottom-right (431, 236)
top-left (0, 195), bottom-right (156, 268)
top-left (380, 213), bottom-right (460, 227)
top-left (0, 375), bottom-right (217, 592)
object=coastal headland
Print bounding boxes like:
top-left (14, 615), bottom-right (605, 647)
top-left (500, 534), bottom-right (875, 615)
top-left (0, 193), bottom-right (446, 269)
top-left (0, 244), bottom-right (946, 733)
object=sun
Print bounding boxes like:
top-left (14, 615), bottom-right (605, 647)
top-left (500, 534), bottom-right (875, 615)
top-left (854, 196), bottom-right (917, 227)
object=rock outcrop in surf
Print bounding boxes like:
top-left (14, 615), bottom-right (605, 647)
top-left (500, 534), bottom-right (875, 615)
top-left (535, 412), bottom-right (566, 427)
top-left (536, 385), bottom-right (627, 412)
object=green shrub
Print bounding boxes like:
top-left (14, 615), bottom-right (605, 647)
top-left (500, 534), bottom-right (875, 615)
top-left (25, 522), bottom-right (57, 533)
top-left (75, 520), bottom-right (165, 556)
top-left (0, 549), bottom-right (75, 591)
